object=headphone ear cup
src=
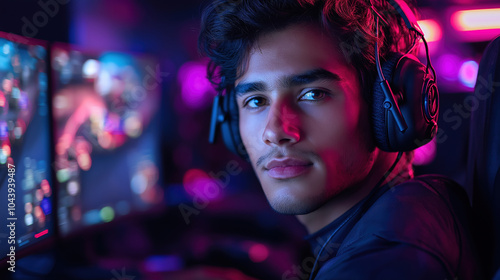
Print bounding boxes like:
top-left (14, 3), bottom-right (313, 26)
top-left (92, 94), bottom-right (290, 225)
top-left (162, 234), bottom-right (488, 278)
top-left (422, 78), bottom-right (439, 124)
top-left (220, 91), bottom-right (248, 159)
top-left (372, 53), bottom-right (403, 151)
top-left (372, 53), bottom-right (439, 152)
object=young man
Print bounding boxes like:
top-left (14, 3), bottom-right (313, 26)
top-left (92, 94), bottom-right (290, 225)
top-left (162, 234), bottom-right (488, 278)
top-left (199, 0), bottom-right (480, 278)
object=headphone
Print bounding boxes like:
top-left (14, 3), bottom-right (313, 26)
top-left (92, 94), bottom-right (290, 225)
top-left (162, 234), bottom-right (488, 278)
top-left (208, 0), bottom-right (439, 158)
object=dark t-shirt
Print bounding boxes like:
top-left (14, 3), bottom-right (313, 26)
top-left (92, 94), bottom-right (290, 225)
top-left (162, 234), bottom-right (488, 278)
top-left (305, 175), bottom-right (481, 280)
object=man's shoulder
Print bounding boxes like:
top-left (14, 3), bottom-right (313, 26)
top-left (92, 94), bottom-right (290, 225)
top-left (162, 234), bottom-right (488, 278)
top-left (365, 174), bottom-right (469, 224)
top-left (345, 174), bottom-right (469, 247)
top-left (335, 174), bottom-right (473, 277)
top-left (382, 174), bottom-right (468, 204)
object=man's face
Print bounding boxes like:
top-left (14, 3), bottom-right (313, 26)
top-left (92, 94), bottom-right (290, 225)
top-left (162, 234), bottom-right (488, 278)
top-left (235, 23), bottom-right (377, 215)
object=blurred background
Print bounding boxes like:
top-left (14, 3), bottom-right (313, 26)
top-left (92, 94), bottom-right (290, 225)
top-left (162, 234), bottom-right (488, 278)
top-left (0, 0), bottom-right (499, 279)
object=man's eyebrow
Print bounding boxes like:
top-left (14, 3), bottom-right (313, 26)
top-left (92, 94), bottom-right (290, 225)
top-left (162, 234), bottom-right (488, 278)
top-left (234, 68), bottom-right (341, 98)
top-left (281, 68), bottom-right (342, 88)
top-left (234, 82), bottom-right (266, 98)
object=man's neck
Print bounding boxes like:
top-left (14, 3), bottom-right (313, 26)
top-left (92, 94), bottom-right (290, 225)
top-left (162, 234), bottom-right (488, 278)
top-left (296, 151), bottom-right (412, 234)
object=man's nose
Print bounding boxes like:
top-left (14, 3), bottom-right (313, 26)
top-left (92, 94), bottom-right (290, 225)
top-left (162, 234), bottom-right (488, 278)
top-left (262, 100), bottom-right (301, 146)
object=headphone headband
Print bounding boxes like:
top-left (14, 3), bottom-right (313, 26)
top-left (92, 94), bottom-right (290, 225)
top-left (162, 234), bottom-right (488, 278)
top-left (386, 0), bottom-right (423, 35)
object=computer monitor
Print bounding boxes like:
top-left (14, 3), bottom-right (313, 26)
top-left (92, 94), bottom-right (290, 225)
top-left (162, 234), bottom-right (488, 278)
top-left (0, 32), bottom-right (54, 265)
top-left (50, 43), bottom-right (163, 237)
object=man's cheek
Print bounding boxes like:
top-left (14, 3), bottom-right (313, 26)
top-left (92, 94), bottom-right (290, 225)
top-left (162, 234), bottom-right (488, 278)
top-left (241, 138), bottom-right (259, 169)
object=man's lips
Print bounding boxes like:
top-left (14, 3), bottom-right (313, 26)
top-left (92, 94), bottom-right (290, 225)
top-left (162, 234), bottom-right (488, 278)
top-left (264, 158), bottom-right (313, 179)
top-left (264, 158), bottom-right (312, 170)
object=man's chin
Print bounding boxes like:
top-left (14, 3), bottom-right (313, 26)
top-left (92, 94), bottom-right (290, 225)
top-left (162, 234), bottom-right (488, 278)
top-left (267, 198), bottom-right (325, 215)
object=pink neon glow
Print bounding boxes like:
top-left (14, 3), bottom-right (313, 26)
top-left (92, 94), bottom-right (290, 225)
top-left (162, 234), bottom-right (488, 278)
top-left (413, 139), bottom-right (437, 166)
top-left (249, 243), bottom-right (269, 263)
top-left (436, 54), bottom-right (461, 81)
top-left (459, 60), bottom-right (479, 88)
top-left (34, 229), bottom-right (49, 239)
top-left (183, 169), bottom-right (209, 195)
top-left (451, 8), bottom-right (500, 31)
top-left (182, 169), bottom-right (222, 200)
top-left (178, 61), bottom-right (216, 109)
top-left (417, 19), bottom-right (442, 42)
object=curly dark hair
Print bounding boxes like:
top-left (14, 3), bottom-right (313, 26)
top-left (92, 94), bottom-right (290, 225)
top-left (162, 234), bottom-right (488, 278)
top-left (198, 0), bottom-right (419, 97)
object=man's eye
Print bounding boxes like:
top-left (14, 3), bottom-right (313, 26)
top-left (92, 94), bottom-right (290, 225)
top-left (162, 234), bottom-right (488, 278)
top-left (300, 90), bottom-right (327, 101)
top-left (244, 96), bottom-right (267, 108)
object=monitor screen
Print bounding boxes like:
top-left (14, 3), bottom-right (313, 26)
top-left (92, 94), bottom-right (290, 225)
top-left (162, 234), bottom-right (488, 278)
top-left (51, 43), bottom-right (163, 236)
top-left (0, 32), bottom-right (54, 264)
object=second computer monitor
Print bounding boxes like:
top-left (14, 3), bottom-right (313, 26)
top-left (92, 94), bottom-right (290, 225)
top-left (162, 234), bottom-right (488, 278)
top-left (51, 43), bottom-right (163, 236)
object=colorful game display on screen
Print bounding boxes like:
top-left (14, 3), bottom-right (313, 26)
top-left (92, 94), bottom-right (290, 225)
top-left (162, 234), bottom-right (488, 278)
top-left (51, 43), bottom-right (163, 236)
top-left (0, 32), bottom-right (53, 261)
